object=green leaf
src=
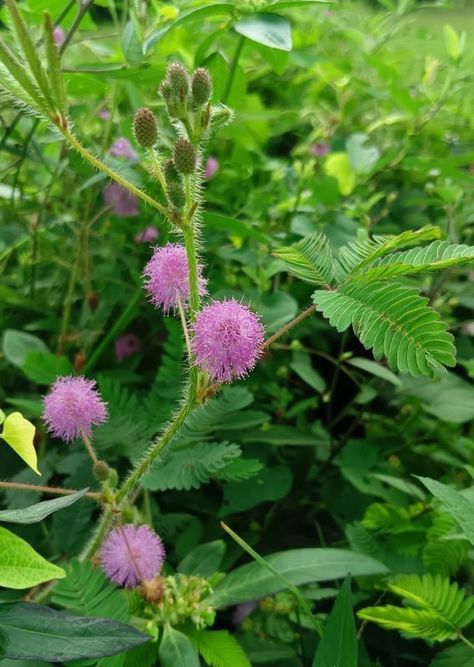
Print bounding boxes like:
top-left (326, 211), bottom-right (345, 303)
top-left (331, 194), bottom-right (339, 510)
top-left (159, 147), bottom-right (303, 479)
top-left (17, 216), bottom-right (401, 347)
top-left (52, 559), bottom-right (129, 621)
top-left (347, 240), bottom-right (474, 283)
top-left (0, 38), bottom-right (49, 114)
top-left (0, 525), bottom-right (65, 589)
top-left (431, 642), bottom-right (474, 667)
top-left (207, 548), bottom-right (389, 608)
top-left (313, 576), bottom-right (358, 667)
top-left (43, 12), bottom-right (66, 114)
top-left (0, 488), bottom-right (89, 524)
top-left (401, 374), bottom-right (474, 424)
top-left (347, 357), bottom-right (402, 387)
top-left (221, 465), bottom-right (292, 515)
top-left (313, 281), bottom-right (456, 376)
top-left (346, 133), bottom-right (380, 174)
top-left (324, 153), bottom-right (355, 195)
top-left (235, 13), bottom-right (292, 52)
top-left (358, 605), bottom-right (455, 642)
top-left (0, 603), bottom-right (150, 661)
top-left (444, 24), bottom-right (465, 62)
top-left (204, 212), bottom-right (268, 242)
top-left (2, 329), bottom-right (48, 367)
top-left (178, 540), bottom-right (226, 578)
top-left (188, 629), bottom-right (251, 667)
top-left (416, 476), bottom-right (474, 547)
top-left (1, 411), bottom-right (39, 475)
top-left (22, 350), bottom-right (73, 385)
top-left (215, 458), bottom-right (263, 482)
top-left (291, 351), bottom-right (326, 393)
top-left (274, 232), bottom-right (334, 286)
top-left (121, 22), bottom-right (143, 67)
top-left (144, 4), bottom-right (234, 53)
top-left (159, 625), bottom-right (200, 667)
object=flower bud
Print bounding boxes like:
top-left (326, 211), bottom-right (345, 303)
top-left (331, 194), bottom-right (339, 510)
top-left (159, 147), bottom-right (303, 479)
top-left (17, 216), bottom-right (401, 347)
top-left (167, 62), bottom-right (189, 100)
top-left (174, 138), bottom-right (196, 174)
top-left (163, 158), bottom-right (181, 186)
top-left (210, 104), bottom-right (234, 129)
top-left (167, 181), bottom-right (186, 209)
top-left (133, 107), bottom-right (158, 148)
top-left (94, 460), bottom-right (112, 482)
top-left (192, 67), bottom-right (212, 106)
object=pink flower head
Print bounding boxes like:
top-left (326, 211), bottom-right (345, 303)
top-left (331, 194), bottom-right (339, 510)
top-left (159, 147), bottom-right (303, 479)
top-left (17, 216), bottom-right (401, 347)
top-left (52, 26), bottom-right (65, 47)
top-left (134, 226), bottom-right (159, 244)
top-left (101, 524), bottom-right (165, 588)
top-left (192, 299), bottom-right (265, 382)
top-left (43, 376), bottom-right (108, 442)
top-left (143, 243), bottom-right (207, 314)
top-left (99, 108), bottom-right (111, 120)
top-left (310, 142), bottom-right (329, 157)
top-left (109, 137), bottom-right (137, 160)
top-left (104, 182), bottom-right (139, 217)
top-left (115, 333), bottom-right (141, 360)
top-left (204, 156), bottom-right (219, 180)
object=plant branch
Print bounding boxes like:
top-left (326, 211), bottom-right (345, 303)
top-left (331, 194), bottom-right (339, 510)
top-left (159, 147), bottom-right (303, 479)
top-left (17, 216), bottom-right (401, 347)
top-left (264, 304), bottom-right (317, 349)
top-left (0, 481), bottom-right (100, 500)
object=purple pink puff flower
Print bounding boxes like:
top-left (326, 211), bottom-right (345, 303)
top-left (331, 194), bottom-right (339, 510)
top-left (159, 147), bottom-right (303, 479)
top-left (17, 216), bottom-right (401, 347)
top-left (192, 299), bottom-right (265, 382)
top-left (143, 243), bottom-right (207, 314)
top-left (115, 333), bottom-right (141, 360)
top-left (101, 524), bottom-right (165, 587)
top-left (134, 226), bottom-right (159, 244)
top-left (109, 137), bottom-right (137, 160)
top-left (204, 156), bottom-right (219, 180)
top-left (104, 182), bottom-right (139, 217)
top-left (43, 376), bottom-right (108, 442)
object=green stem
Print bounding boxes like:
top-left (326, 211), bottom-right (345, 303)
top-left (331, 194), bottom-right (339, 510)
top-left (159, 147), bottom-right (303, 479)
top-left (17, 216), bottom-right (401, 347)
top-left (264, 304), bottom-right (317, 349)
top-left (458, 633), bottom-right (474, 651)
top-left (116, 395), bottom-right (195, 504)
top-left (223, 35), bottom-right (245, 104)
top-left (147, 147), bottom-right (167, 194)
top-left (58, 239), bottom-right (81, 353)
top-left (79, 507), bottom-right (114, 562)
top-left (61, 128), bottom-right (172, 221)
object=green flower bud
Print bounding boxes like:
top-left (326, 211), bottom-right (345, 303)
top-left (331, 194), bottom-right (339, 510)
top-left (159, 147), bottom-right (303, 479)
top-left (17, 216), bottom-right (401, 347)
top-left (94, 460), bottom-right (112, 482)
top-left (159, 80), bottom-right (171, 101)
top-left (192, 67), bottom-right (212, 106)
top-left (133, 107), bottom-right (158, 148)
top-left (210, 104), bottom-right (234, 129)
top-left (163, 158), bottom-right (182, 185)
top-left (167, 62), bottom-right (189, 100)
top-left (174, 138), bottom-right (196, 174)
top-left (167, 181), bottom-right (186, 209)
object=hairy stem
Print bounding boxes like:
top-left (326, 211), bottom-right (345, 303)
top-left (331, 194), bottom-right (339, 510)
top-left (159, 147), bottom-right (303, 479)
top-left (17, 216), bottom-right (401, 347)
top-left (264, 304), bottom-right (317, 349)
top-left (82, 433), bottom-right (100, 466)
top-left (79, 507), bottom-right (113, 562)
top-left (0, 481), bottom-right (100, 500)
top-left (61, 128), bottom-right (173, 221)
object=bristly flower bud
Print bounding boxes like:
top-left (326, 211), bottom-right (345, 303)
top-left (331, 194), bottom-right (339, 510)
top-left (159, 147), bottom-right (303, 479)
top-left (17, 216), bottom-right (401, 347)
top-left (192, 67), bottom-right (212, 106)
top-left (133, 107), bottom-right (158, 148)
top-left (174, 138), bottom-right (196, 174)
top-left (159, 80), bottom-right (171, 101)
top-left (167, 62), bottom-right (189, 101)
top-left (166, 181), bottom-right (186, 209)
top-left (163, 158), bottom-right (182, 186)
top-left (210, 104), bottom-right (234, 129)
top-left (94, 460), bottom-right (112, 482)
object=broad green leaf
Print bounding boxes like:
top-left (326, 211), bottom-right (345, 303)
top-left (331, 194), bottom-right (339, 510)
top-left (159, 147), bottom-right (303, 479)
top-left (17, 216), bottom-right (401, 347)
top-left (348, 357), bottom-right (401, 387)
top-left (416, 476), bottom-right (474, 547)
top-left (144, 4), bottom-right (234, 53)
top-left (1, 412), bottom-right (39, 475)
top-left (221, 466), bottom-right (292, 515)
top-left (0, 603), bottom-right (150, 661)
top-left (0, 488), bottom-right (89, 524)
top-left (0, 526), bottom-right (65, 589)
top-left (402, 374), bottom-right (474, 423)
top-left (2, 329), bottom-right (48, 367)
top-left (313, 576), bottom-right (358, 667)
top-left (269, 0), bottom-right (331, 7)
top-left (178, 540), bottom-right (226, 578)
top-left (159, 625), bottom-right (200, 667)
top-left (203, 211), bottom-right (268, 242)
top-left (234, 13), bottom-right (292, 52)
top-left (291, 351), bottom-right (326, 393)
top-left (431, 642), bottom-right (474, 667)
top-left (22, 350), bottom-right (73, 385)
top-left (444, 24), bottom-right (465, 63)
top-left (207, 548), bottom-right (389, 607)
top-left (121, 22), bottom-right (143, 67)
top-left (324, 153), bottom-right (355, 195)
top-left (346, 133), bottom-right (380, 174)
top-left (188, 629), bottom-right (251, 667)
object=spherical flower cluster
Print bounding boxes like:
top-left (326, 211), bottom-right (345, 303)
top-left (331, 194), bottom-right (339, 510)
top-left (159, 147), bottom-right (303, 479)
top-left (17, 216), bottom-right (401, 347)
top-left (134, 226), bottom-right (159, 244)
top-left (204, 157), bottom-right (219, 181)
top-left (101, 524), bottom-right (165, 588)
top-left (115, 333), bottom-right (141, 360)
top-left (192, 299), bottom-right (265, 382)
top-left (104, 183), bottom-right (138, 217)
top-left (43, 376), bottom-right (108, 442)
top-left (109, 137), bottom-right (137, 160)
top-left (143, 243), bottom-right (207, 313)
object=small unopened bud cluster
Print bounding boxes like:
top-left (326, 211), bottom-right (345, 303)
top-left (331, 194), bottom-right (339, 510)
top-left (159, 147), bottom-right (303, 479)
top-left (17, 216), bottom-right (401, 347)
top-left (142, 574), bottom-right (216, 629)
top-left (133, 107), bottom-right (158, 148)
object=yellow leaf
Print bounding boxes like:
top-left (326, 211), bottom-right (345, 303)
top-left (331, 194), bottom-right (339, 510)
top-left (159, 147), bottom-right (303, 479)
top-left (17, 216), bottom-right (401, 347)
top-left (1, 412), bottom-right (40, 476)
top-left (324, 153), bottom-right (356, 196)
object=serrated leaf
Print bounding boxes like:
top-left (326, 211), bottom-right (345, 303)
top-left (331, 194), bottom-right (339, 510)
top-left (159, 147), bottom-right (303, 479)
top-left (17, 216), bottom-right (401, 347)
top-left (274, 232), bottom-right (334, 286)
top-left (0, 603), bottom-right (149, 661)
top-left (313, 576), bottom-right (357, 667)
top-left (0, 488), bottom-right (89, 524)
top-left (188, 629), bottom-right (251, 667)
top-left (313, 281), bottom-right (456, 376)
top-left (215, 458), bottom-right (263, 482)
top-left (0, 525), bottom-right (65, 589)
top-left (1, 411), bottom-right (39, 475)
